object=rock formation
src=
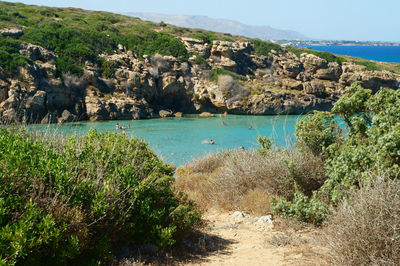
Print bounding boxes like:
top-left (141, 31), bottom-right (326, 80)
top-left (1, 37), bottom-right (400, 124)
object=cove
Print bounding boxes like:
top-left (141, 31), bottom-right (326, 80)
top-left (29, 114), bottom-right (303, 167)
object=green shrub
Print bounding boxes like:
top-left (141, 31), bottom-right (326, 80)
top-left (272, 190), bottom-right (329, 225)
top-left (257, 135), bottom-right (273, 155)
top-left (0, 36), bottom-right (30, 74)
top-left (251, 39), bottom-right (281, 56)
top-left (210, 67), bottom-right (244, 82)
top-left (0, 129), bottom-right (199, 265)
top-left (190, 30), bottom-right (217, 44)
top-left (286, 46), bottom-right (347, 65)
top-left (353, 59), bottom-right (381, 71)
top-left (295, 111), bottom-right (341, 156)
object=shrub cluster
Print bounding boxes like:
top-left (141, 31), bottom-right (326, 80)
top-left (0, 36), bottom-right (30, 74)
top-left (176, 146), bottom-right (326, 216)
top-left (0, 129), bottom-right (199, 265)
top-left (251, 39), bottom-right (281, 56)
top-left (286, 46), bottom-right (347, 65)
top-left (324, 177), bottom-right (400, 265)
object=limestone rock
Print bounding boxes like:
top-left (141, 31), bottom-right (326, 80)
top-left (20, 42), bottom-right (56, 62)
top-left (300, 53), bottom-right (328, 74)
top-left (0, 28), bottom-right (23, 38)
top-left (159, 109), bottom-right (173, 118)
top-left (314, 62), bottom-right (342, 81)
top-left (41, 112), bottom-right (57, 124)
top-left (58, 109), bottom-right (76, 124)
top-left (199, 112), bottom-right (215, 117)
top-left (174, 112), bottom-right (183, 118)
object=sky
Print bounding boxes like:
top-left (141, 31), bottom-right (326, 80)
top-left (4, 0), bottom-right (400, 41)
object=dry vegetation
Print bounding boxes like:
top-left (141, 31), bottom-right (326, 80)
top-left (323, 176), bottom-right (400, 265)
top-left (176, 148), bottom-right (326, 216)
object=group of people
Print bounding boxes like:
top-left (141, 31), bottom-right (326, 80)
top-left (115, 123), bottom-right (131, 130)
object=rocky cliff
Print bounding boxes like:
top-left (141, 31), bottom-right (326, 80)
top-left (1, 34), bottom-right (400, 124)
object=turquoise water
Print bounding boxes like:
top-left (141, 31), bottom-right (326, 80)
top-left (303, 45), bottom-right (400, 63)
top-left (29, 115), bottom-right (302, 167)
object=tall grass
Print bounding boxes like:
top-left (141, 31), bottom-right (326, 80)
top-left (323, 175), bottom-right (400, 265)
top-left (176, 147), bottom-right (326, 215)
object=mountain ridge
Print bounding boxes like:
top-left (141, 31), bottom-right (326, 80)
top-left (126, 12), bottom-right (309, 41)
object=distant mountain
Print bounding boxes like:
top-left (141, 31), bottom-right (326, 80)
top-left (125, 12), bottom-right (309, 41)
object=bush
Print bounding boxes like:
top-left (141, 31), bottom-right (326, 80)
top-left (272, 190), bottom-right (329, 225)
top-left (286, 46), bottom-right (347, 65)
top-left (323, 177), bottom-right (400, 265)
top-left (0, 129), bottom-right (199, 265)
top-left (190, 30), bottom-right (217, 44)
top-left (353, 59), bottom-right (381, 71)
top-left (0, 36), bottom-right (30, 74)
top-left (251, 39), bottom-right (281, 56)
top-left (295, 111), bottom-right (341, 156)
top-left (176, 147), bottom-right (326, 215)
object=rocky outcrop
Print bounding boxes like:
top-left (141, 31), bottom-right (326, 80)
top-left (1, 38), bottom-right (400, 124)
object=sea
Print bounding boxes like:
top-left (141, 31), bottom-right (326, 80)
top-left (30, 115), bottom-right (302, 167)
top-left (29, 46), bottom-right (399, 167)
top-left (302, 45), bottom-right (400, 63)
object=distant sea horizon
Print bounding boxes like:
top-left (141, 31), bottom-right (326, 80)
top-left (301, 45), bottom-right (400, 63)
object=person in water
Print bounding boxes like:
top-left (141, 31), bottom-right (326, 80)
top-left (248, 126), bottom-right (253, 130)
top-left (209, 139), bottom-right (215, 145)
top-left (115, 123), bottom-right (119, 130)
top-left (221, 121), bottom-right (226, 126)
top-left (121, 125), bottom-right (126, 129)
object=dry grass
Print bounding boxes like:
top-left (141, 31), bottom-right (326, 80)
top-left (176, 148), bottom-right (326, 215)
top-left (323, 176), bottom-right (400, 265)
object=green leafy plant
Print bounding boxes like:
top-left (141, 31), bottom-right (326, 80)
top-left (0, 129), bottom-right (199, 265)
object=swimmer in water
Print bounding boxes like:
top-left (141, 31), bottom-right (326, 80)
top-left (121, 125), bottom-right (126, 130)
top-left (219, 114), bottom-right (223, 118)
top-left (202, 140), bottom-right (209, 144)
top-left (239, 146), bottom-right (245, 151)
top-left (128, 124), bottom-right (131, 129)
top-left (248, 126), bottom-right (253, 130)
top-left (224, 111), bottom-right (227, 117)
top-left (221, 121), bottom-right (226, 126)
top-left (115, 123), bottom-right (119, 130)
top-left (209, 139), bottom-right (215, 145)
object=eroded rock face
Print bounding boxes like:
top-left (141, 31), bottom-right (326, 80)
top-left (300, 53), bottom-right (328, 75)
top-left (1, 39), bottom-right (400, 124)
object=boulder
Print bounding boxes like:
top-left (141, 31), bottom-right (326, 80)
top-left (174, 112), bottom-right (183, 118)
top-left (0, 79), bottom-right (9, 102)
top-left (0, 28), bottom-right (23, 38)
top-left (314, 62), bottom-right (342, 81)
top-left (300, 53), bottom-right (328, 74)
top-left (159, 109), bottom-right (173, 118)
top-left (199, 112), bottom-right (215, 117)
top-left (303, 80), bottom-right (328, 97)
top-left (58, 110), bottom-right (76, 123)
top-left (20, 42), bottom-right (56, 62)
top-left (40, 112), bottom-right (58, 124)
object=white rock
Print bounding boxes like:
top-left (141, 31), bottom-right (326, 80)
top-left (257, 215), bottom-right (273, 224)
top-left (231, 211), bottom-right (245, 218)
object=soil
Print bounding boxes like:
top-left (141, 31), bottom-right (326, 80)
top-left (116, 209), bottom-right (328, 265)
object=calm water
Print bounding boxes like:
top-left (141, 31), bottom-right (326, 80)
top-left (29, 115), bottom-right (302, 167)
top-left (305, 45), bottom-right (400, 63)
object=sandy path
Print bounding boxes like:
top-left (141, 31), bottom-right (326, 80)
top-left (184, 210), bottom-right (326, 266)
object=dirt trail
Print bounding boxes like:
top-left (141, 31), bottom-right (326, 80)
top-left (184, 210), bottom-right (327, 266)
top-left (117, 209), bottom-right (327, 265)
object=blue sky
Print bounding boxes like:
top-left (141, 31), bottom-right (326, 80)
top-left (5, 0), bottom-right (400, 41)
